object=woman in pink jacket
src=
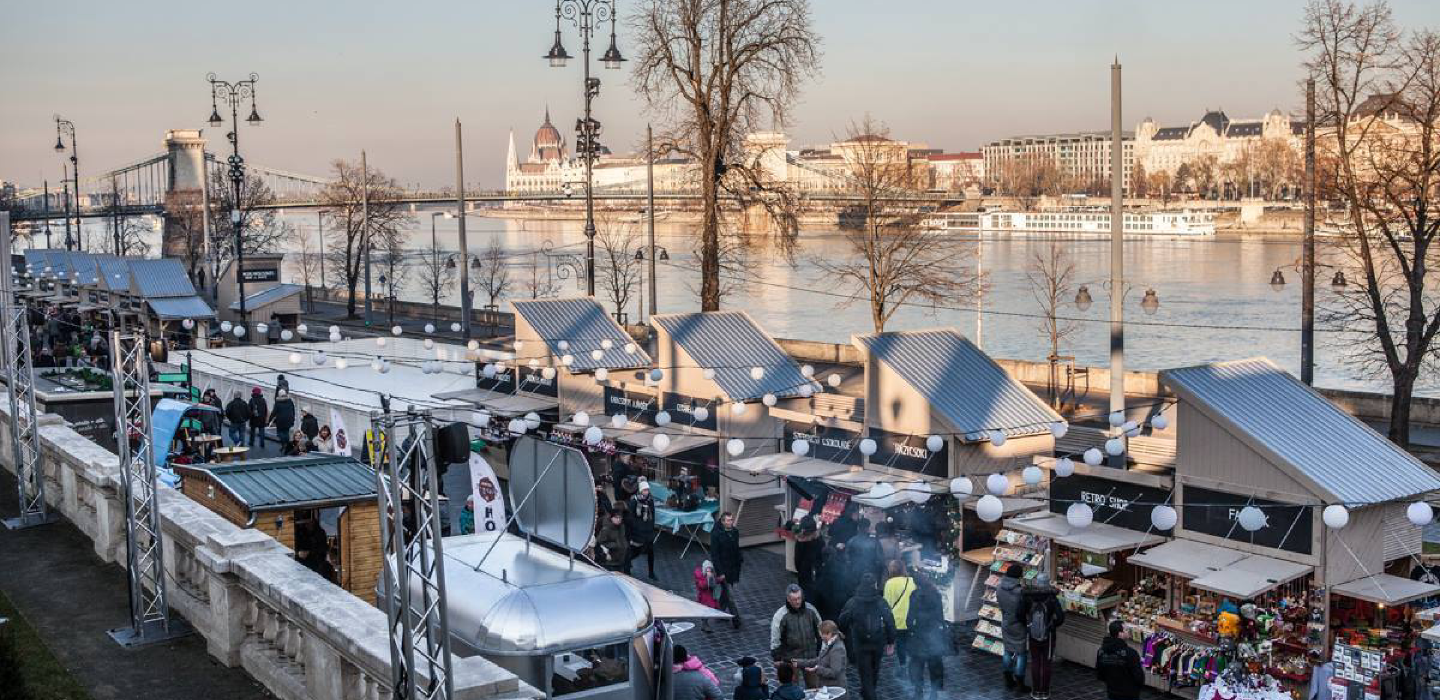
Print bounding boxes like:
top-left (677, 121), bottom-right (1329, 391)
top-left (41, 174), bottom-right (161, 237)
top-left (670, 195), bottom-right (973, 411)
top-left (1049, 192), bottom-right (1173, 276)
top-left (695, 560), bottom-right (722, 632)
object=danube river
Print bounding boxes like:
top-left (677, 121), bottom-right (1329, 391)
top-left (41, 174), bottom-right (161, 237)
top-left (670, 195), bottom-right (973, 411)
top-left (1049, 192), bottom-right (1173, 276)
top-left (272, 210), bottom-right (1431, 398)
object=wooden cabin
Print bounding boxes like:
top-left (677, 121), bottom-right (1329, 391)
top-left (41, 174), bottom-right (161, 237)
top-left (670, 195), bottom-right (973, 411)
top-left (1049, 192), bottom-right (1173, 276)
top-left (176, 454), bottom-right (382, 603)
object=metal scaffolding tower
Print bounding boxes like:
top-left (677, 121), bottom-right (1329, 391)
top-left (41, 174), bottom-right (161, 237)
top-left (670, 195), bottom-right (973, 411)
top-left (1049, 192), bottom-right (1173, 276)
top-left (107, 330), bottom-right (188, 647)
top-left (376, 410), bottom-right (454, 700)
top-left (0, 212), bottom-right (54, 530)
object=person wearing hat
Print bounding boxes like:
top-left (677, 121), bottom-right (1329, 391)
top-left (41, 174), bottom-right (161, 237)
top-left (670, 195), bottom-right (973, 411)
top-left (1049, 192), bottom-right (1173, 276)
top-left (624, 477), bottom-right (657, 580)
top-left (997, 563), bottom-right (1030, 692)
top-left (1096, 619), bottom-right (1144, 700)
top-left (1019, 572), bottom-right (1066, 700)
top-left (247, 387), bottom-right (270, 448)
top-left (793, 516), bottom-right (824, 606)
top-left (836, 573), bottom-right (895, 700)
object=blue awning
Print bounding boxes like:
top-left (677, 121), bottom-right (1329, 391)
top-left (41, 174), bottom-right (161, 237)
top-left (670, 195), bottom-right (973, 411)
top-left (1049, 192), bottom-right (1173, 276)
top-left (147, 296), bottom-right (216, 320)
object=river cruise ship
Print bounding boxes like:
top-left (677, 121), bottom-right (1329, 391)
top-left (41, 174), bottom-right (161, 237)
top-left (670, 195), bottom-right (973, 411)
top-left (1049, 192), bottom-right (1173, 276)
top-left (922, 209), bottom-right (1216, 236)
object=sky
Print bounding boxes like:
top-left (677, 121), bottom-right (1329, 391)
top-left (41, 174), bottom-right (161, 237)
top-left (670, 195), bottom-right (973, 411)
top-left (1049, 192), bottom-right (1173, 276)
top-left (3, 0), bottom-right (1439, 191)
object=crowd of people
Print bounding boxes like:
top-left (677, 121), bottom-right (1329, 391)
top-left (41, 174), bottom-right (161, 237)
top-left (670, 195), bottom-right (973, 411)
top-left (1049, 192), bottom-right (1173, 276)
top-left (176, 377), bottom-right (338, 462)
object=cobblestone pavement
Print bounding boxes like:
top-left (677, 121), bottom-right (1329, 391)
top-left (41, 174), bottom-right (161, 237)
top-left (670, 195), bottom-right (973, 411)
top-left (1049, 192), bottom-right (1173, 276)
top-left (643, 533), bottom-right (1164, 700)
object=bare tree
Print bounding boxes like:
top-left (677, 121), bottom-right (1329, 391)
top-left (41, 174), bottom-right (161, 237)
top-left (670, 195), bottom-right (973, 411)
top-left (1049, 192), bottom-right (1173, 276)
top-left (1148, 170), bottom-right (1175, 205)
top-left (632, 0), bottom-right (821, 310)
top-left (207, 170), bottom-right (291, 286)
top-left (1299, 0), bottom-right (1440, 446)
top-left (289, 228), bottom-right (324, 311)
top-left (416, 244), bottom-right (457, 322)
top-left (814, 117), bottom-right (984, 333)
top-left (595, 218), bottom-right (643, 322)
top-left (105, 181), bottom-right (152, 257)
top-left (1026, 240), bottom-right (1080, 407)
top-left (474, 241), bottom-right (511, 310)
top-left (317, 159), bottom-right (409, 319)
top-left (520, 248), bottom-right (559, 300)
top-left (164, 189), bottom-right (208, 281)
top-left (991, 153), bottom-right (1066, 209)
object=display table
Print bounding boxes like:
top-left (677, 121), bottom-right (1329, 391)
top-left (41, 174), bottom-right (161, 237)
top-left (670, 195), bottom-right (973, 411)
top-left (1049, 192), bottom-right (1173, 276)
top-left (649, 484), bottom-right (718, 558)
top-left (804, 688), bottom-right (846, 699)
top-left (213, 446), bottom-right (248, 463)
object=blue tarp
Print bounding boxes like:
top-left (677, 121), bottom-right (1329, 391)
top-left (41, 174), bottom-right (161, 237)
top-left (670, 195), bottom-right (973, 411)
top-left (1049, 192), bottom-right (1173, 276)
top-left (152, 398), bottom-right (218, 487)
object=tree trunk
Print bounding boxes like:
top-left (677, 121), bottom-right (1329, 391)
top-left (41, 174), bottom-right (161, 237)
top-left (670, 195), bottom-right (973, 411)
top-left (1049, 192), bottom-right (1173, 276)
top-left (700, 164), bottom-right (722, 311)
top-left (1390, 372), bottom-right (1413, 448)
top-left (346, 273), bottom-right (359, 319)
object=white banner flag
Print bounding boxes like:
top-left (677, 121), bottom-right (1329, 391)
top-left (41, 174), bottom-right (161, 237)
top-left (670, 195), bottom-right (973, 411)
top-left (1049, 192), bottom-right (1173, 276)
top-left (329, 408), bottom-right (352, 456)
top-left (469, 452), bottom-right (507, 534)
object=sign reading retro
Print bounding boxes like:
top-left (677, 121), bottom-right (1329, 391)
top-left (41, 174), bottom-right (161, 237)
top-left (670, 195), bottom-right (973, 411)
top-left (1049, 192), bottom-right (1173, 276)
top-left (1048, 473), bottom-right (1173, 533)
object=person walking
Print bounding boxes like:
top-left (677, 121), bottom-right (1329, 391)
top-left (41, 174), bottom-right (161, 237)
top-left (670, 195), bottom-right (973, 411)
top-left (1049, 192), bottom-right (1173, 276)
top-left (1020, 573), bottom-right (1066, 700)
top-left (224, 392), bottom-right (250, 447)
top-left (997, 563), bottom-right (1030, 693)
top-left (624, 479), bottom-right (657, 580)
top-left (710, 511), bottom-right (744, 629)
top-left (671, 645), bottom-right (722, 700)
top-left (247, 387), bottom-right (269, 448)
top-left (793, 516), bottom-right (823, 602)
top-left (271, 389), bottom-right (296, 449)
top-left (907, 574), bottom-right (949, 699)
top-left (837, 573), bottom-right (895, 700)
top-left (733, 664), bottom-right (769, 700)
top-left (795, 620), bottom-right (848, 692)
top-left (595, 511), bottom-right (628, 571)
top-left (844, 519), bottom-right (883, 588)
top-left (883, 560), bottom-right (917, 675)
top-left (769, 584), bottom-right (823, 665)
top-left (695, 560), bottom-right (723, 633)
top-left (814, 545), bottom-right (847, 621)
top-left (1097, 619), bottom-right (1145, 700)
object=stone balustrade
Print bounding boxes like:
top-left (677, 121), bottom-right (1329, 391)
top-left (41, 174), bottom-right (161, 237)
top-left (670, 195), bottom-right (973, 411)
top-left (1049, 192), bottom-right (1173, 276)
top-left (0, 397), bottom-right (539, 700)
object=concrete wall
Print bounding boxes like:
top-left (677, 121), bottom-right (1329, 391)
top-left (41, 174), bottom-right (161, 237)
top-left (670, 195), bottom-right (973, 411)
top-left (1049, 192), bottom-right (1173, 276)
top-left (0, 396), bottom-right (539, 700)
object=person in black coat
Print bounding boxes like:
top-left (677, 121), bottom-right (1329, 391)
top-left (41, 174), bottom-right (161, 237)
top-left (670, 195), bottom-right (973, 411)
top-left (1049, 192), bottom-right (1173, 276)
top-left (247, 387), bottom-right (269, 447)
top-left (300, 407), bottom-right (320, 441)
top-left (814, 544), bottom-right (850, 621)
top-left (844, 519), bottom-right (884, 586)
top-left (906, 575), bottom-right (949, 699)
top-left (1096, 620), bottom-right (1144, 700)
top-left (793, 516), bottom-right (823, 603)
top-left (624, 480), bottom-right (658, 580)
top-left (837, 573), bottom-right (896, 700)
top-left (224, 393), bottom-right (250, 446)
top-left (1019, 574), bottom-right (1066, 700)
top-left (710, 511), bottom-right (744, 628)
top-left (271, 389), bottom-right (296, 449)
top-left (828, 503), bottom-right (860, 551)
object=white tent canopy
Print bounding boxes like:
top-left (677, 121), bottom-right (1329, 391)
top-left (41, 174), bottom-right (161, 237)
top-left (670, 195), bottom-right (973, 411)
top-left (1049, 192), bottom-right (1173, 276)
top-left (1128, 538), bottom-right (1248, 579)
top-left (1187, 554), bottom-right (1313, 600)
top-left (1333, 574), bottom-right (1440, 606)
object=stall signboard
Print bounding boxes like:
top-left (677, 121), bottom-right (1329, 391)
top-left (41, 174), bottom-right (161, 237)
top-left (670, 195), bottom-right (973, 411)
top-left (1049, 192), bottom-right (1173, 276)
top-left (662, 392), bottom-right (718, 431)
top-left (1049, 474), bottom-right (1173, 533)
top-left (604, 387), bottom-right (659, 427)
top-left (239, 267), bottom-right (280, 283)
top-left (1182, 485), bottom-right (1313, 555)
top-left (474, 363), bottom-right (517, 395)
top-left (783, 421), bottom-right (861, 465)
top-left (866, 428), bottom-right (947, 478)
top-left (516, 366), bottom-right (558, 397)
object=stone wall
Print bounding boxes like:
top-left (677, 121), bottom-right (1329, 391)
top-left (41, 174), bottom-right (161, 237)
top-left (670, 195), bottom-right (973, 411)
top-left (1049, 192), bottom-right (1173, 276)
top-left (0, 397), bottom-right (539, 700)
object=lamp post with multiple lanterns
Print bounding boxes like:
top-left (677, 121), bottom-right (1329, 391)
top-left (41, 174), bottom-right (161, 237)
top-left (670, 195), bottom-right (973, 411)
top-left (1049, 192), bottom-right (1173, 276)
top-left (544, 0), bottom-right (624, 297)
top-left (206, 73), bottom-right (263, 337)
top-left (52, 116), bottom-right (80, 251)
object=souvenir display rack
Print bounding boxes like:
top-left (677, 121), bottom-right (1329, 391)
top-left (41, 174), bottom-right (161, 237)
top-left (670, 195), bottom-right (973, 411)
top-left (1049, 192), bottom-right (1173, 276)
top-left (972, 528), bottom-right (1048, 655)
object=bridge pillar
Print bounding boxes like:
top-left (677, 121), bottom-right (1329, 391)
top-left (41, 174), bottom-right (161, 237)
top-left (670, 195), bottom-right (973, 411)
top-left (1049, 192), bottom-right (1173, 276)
top-left (162, 129), bottom-right (207, 265)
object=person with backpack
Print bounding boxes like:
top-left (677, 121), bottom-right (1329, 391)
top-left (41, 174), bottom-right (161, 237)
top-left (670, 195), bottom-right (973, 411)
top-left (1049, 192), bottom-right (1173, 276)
top-left (1096, 619), bottom-right (1145, 700)
top-left (996, 563), bottom-right (1030, 693)
top-left (882, 559), bottom-right (917, 673)
top-left (771, 661), bottom-right (807, 700)
top-left (1019, 573), bottom-right (1066, 700)
top-left (733, 664), bottom-right (769, 700)
top-left (906, 574), bottom-right (949, 699)
top-left (710, 511), bottom-right (744, 629)
top-left (770, 584), bottom-right (823, 664)
top-left (837, 573), bottom-right (896, 700)
top-left (844, 519), bottom-right (884, 586)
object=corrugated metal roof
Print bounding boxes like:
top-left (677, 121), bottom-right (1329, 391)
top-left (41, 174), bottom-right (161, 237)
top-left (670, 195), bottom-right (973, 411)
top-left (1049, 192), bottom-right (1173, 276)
top-left (854, 329), bottom-right (1061, 440)
top-left (24, 249), bottom-right (65, 277)
top-left (511, 297), bottom-right (651, 371)
top-left (64, 253), bottom-right (100, 284)
top-left (230, 283), bottom-right (303, 311)
top-left (204, 455), bottom-right (376, 510)
top-left (127, 258), bottom-right (198, 298)
top-left (651, 311), bottom-right (813, 401)
top-left (1161, 358), bottom-right (1440, 503)
top-left (94, 256), bottom-right (134, 292)
top-left (148, 295), bottom-right (216, 320)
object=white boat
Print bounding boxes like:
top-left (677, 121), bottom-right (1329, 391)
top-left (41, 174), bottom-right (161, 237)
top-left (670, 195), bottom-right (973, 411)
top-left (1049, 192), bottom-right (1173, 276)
top-left (922, 209), bottom-right (1216, 236)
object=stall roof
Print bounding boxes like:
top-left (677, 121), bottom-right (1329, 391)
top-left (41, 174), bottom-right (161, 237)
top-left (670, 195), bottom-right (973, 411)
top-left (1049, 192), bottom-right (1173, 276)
top-left (95, 255), bottom-right (133, 291)
top-left (512, 297), bottom-right (651, 371)
top-left (185, 454), bottom-right (376, 511)
top-left (1162, 358), bottom-right (1440, 503)
top-left (615, 429), bottom-right (717, 458)
top-left (728, 452), bottom-right (854, 480)
top-left (854, 329), bottom-right (1061, 440)
top-left (1004, 512), bottom-right (1166, 554)
top-left (1187, 553), bottom-right (1313, 600)
top-left (128, 258), bottom-right (201, 298)
top-left (1127, 538), bottom-right (1247, 579)
top-left (651, 311), bottom-right (816, 401)
top-left (820, 466), bottom-right (945, 492)
top-left (433, 387), bottom-right (510, 404)
top-left (230, 283), bottom-right (303, 311)
top-left (473, 393), bottom-right (559, 418)
top-left (1333, 574), bottom-right (1440, 606)
top-left (148, 295), bottom-right (217, 320)
top-left (962, 496), bottom-right (1046, 516)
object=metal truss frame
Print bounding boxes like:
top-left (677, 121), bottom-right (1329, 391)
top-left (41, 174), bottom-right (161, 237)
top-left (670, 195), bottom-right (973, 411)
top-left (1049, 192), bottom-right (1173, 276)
top-left (0, 212), bottom-right (53, 530)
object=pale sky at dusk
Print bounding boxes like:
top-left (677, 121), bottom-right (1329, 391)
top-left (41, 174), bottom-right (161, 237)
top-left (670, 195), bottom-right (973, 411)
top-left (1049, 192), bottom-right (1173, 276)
top-left (3, 0), bottom-right (1438, 190)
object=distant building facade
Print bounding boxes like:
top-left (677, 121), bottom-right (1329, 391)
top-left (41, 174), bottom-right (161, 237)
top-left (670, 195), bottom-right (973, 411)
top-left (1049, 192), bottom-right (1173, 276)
top-left (981, 131), bottom-right (1135, 193)
top-left (1134, 109), bottom-right (1303, 179)
top-left (926, 152), bottom-right (984, 191)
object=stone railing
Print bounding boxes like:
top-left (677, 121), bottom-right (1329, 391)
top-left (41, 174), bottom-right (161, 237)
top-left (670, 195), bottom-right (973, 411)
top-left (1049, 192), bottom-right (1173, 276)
top-left (0, 397), bottom-right (539, 700)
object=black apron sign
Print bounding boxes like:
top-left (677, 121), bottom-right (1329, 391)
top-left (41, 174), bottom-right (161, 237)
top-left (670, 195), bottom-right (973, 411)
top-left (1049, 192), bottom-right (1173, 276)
top-left (867, 428), bottom-right (947, 478)
top-left (1181, 485), bottom-right (1313, 555)
top-left (1048, 474), bottom-right (1173, 533)
top-left (516, 366), bottom-right (558, 397)
top-left (783, 421), bottom-right (861, 465)
top-left (473, 364), bottom-right (516, 395)
top-left (661, 392), bottom-right (717, 431)
top-left (604, 387), bottom-right (659, 427)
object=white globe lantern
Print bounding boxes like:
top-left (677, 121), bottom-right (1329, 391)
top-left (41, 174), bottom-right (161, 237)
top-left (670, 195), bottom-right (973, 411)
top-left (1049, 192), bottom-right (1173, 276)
top-left (591, 349), bottom-right (604, 361)
top-left (652, 433), bottom-right (671, 452)
top-left (314, 352), bottom-right (328, 366)
top-left (702, 368), bottom-right (716, 380)
top-left (425, 323), bottom-right (435, 334)
top-left (220, 320), bottom-right (233, 332)
top-left (907, 482), bottom-right (933, 504)
top-left (600, 339), bottom-right (613, 350)
top-left (1083, 448), bottom-right (1103, 466)
top-left (655, 410), bottom-right (672, 426)
top-left (424, 339), bottom-right (435, 350)
top-left (801, 364), bottom-right (815, 378)
top-left (866, 483), bottom-right (896, 500)
top-left (624, 343), bottom-right (636, 355)
top-left (584, 426), bottom-right (604, 446)
top-left (557, 340), bottom-right (570, 351)
top-left (182, 318), bottom-right (195, 330)
top-left (573, 411), bottom-right (590, 426)
top-left (989, 430), bottom-right (1007, 447)
top-left (377, 337), bottom-right (388, 347)
top-left (858, 438), bottom-right (878, 456)
top-left (726, 439), bottom-right (744, 457)
top-left (542, 367), bottom-right (557, 380)
top-left (561, 354), bottom-right (574, 367)
top-left (482, 364), bottom-right (498, 378)
top-left (1121, 420), bottom-right (1139, 433)
top-left (1051, 422), bottom-right (1069, 439)
top-left (949, 477), bottom-right (973, 497)
top-left (1067, 503), bottom-right (1094, 529)
top-left (1151, 415), bottom-right (1170, 431)
top-left (1323, 505), bottom-right (1350, 530)
top-left (611, 414), bottom-right (628, 429)
top-left (731, 402), bottom-right (747, 416)
top-left (976, 495), bottom-right (1004, 522)
top-left (1054, 457), bottom-right (1076, 478)
top-left (1151, 505), bottom-right (1178, 531)
top-left (335, 358), bottom-right (348, 370)
top-left (233, 325), bottom-right (246, 338)
top-left (328, 325), bottom-right (340, 335)
top-left (288, 352), bottom-right (302, 365)
top-left (1238, 506), bottom-right (1267, 532)
top-left (791, 439), bottom-right (810, 456)
top-left (256, 322), bottom-right (269, 335)
top-left (450, 322), bottom-right (461, 332)
top-left (391, 325), bottom-right (402, 336)
top-left (986, 473), bottom-right (1009, 495)
top-left (524, 412), bottom-right (542, 430)
top-left (762, 393), bottom-right (777, 407)
top-left (1108, 411), bottom-right (1125, 427)
top-left (1105, 438), bottom-right (1125, 456)
top-left (594, 367), bottom-right (609, 382)
top-left (827, 374), bottom-right (841, 388)
top-left (693, 407), bottom-right (710, 423)
top-left (798, 384), bottom-right (814, 398)
top-left (649, 368), bottom-right (664, 382)
top-left (1409, 502), bottom-right (1435, 526)
top-left (1022, 466), bottom-right (1043, 485)
top-left (281, 329), bottom-right (294, 341)
top-left (507, 418), bottom-right (526, 435)
top-left (749, 366), bottom-right (765, 381)
top-left (926, 435), bottom-right (944, 452)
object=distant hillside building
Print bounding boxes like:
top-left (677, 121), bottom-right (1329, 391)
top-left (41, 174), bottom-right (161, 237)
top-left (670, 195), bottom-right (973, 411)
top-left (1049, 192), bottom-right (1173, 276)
top-left (1134, 109), bottom-right (1303, 178)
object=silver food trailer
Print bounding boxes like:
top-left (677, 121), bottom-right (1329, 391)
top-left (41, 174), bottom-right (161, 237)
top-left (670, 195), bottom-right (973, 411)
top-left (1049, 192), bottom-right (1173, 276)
top-left (404, 437), bottom-right (726, 699)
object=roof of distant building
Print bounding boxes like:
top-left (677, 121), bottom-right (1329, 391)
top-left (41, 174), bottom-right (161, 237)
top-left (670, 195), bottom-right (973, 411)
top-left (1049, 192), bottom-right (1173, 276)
top-left (928, 152), bottom-right (983, 161)
top-left (1196, 110), bottom-right (1230, 135)
top-left (230, 283), bottom-right (303, 311)
top-left (1152, 126), bottom-right (1189, 141)
top-left (1225, 121), bottom-right (1263, 137)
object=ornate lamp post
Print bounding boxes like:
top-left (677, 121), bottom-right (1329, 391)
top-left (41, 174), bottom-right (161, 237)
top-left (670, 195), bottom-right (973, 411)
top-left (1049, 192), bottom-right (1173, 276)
top-left (53, 116), bottom-right (81, 251)
top-left (205, 72), bottom-right (263, 336)
top-left (545, 0), bottom-right (624, 297)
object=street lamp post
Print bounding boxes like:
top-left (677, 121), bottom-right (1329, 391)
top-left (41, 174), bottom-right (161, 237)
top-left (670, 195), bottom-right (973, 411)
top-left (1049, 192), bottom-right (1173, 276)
top-left (53, 116), bottom-right (81, 252)
top-left (545, 0), bottom-right (624, 298)
top-left (635, 245), bottom-right (668, 325)
top-left (205, 72), bottom-right (263, 337)
top-left (60, 163), bottom-right (74, 251)
top-left (430, 212), bottom-right (446, 324)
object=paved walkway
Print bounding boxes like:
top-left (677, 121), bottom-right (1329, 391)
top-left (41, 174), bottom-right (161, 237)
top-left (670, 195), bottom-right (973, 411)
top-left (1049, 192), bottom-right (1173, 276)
top-left (0, 471), bottom-right (272, 700)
